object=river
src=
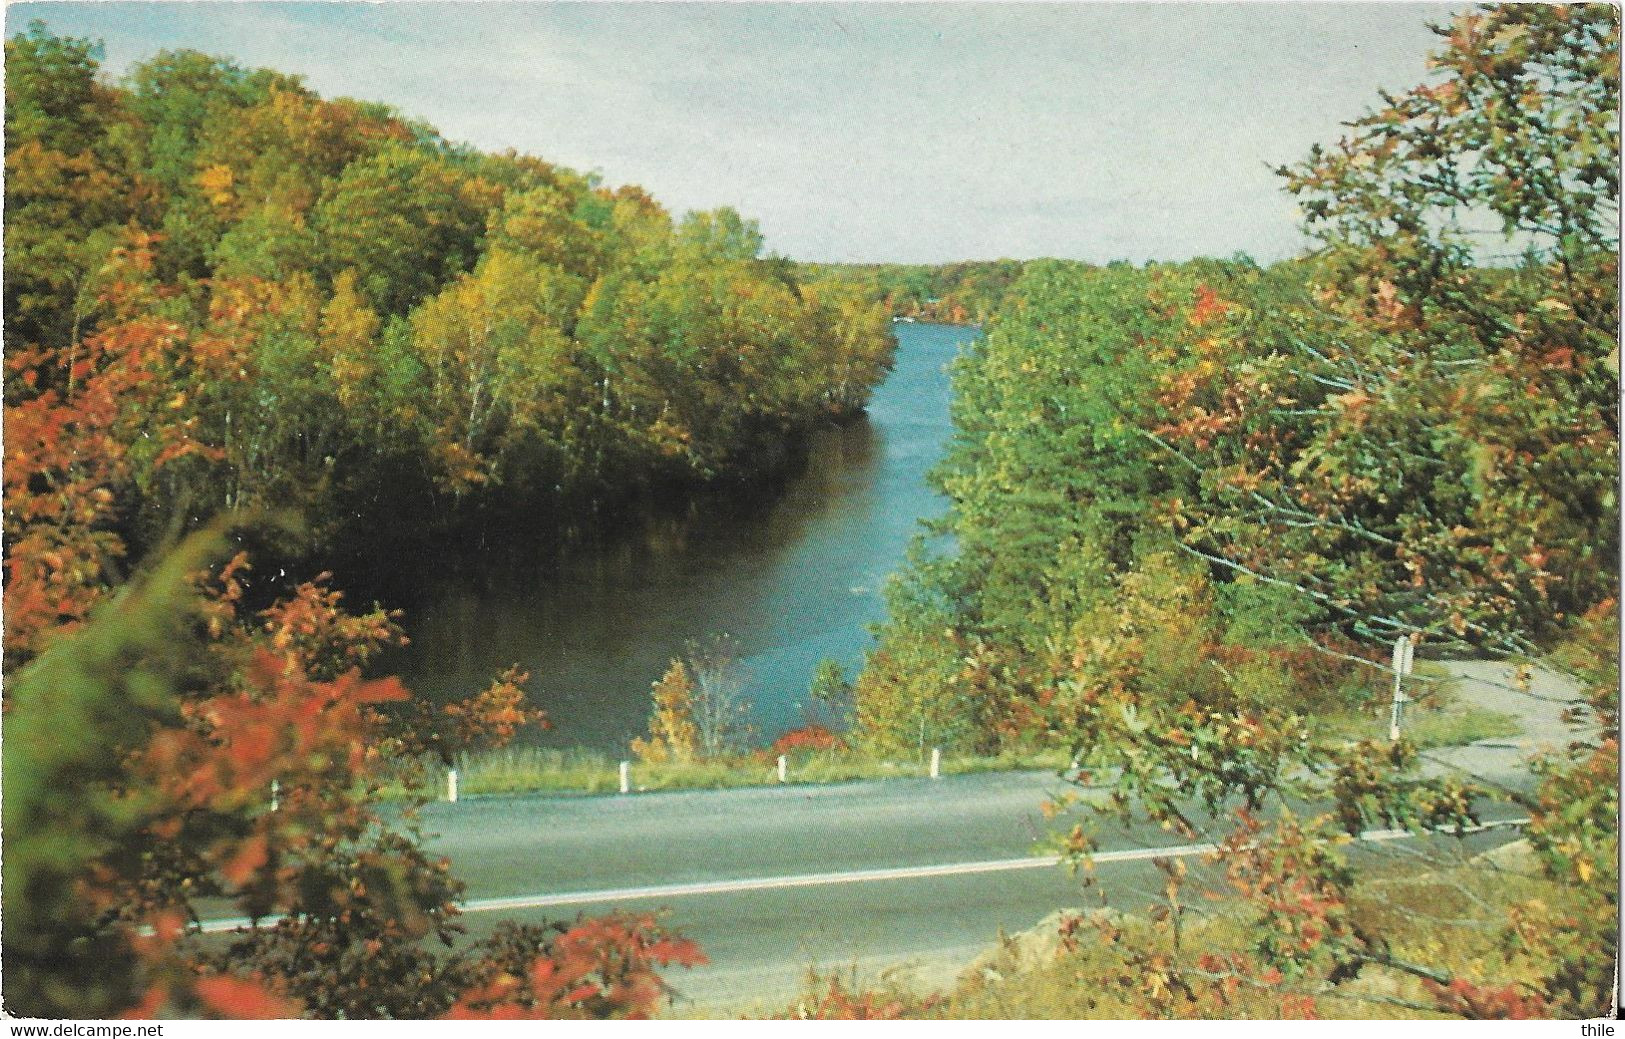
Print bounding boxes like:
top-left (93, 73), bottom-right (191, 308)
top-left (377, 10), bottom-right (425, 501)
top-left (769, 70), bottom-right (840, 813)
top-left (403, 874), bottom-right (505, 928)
top-left (393, 321), bottom-right (975, 750)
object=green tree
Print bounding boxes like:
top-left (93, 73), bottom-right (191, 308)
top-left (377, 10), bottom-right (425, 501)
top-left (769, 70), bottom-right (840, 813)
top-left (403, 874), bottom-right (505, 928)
top-left (312, 143), bottom-right (495, 316)
top-left (3, 24), bottom-right (134, 349)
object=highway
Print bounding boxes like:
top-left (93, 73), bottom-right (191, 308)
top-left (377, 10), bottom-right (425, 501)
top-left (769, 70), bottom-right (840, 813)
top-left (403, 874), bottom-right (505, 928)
top-left (190, 768), bottom-right (1527, 1011)
top-left (423, 769), bottom-right (1085, 1009)
top-left (192, 663), bottom-right (1562, 1011)
top-left (408, 771), bottom-right (1521, 1010)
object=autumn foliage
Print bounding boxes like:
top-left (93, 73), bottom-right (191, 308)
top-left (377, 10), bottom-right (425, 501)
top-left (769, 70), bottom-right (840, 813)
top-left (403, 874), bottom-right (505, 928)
top-left (852, 2), bottom-right (1617, 1021)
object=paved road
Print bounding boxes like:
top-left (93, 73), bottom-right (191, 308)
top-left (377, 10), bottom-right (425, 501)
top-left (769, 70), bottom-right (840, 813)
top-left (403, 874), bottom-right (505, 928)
top-left (413, 658), bottom-right (1575, 1010)
top-left (405, 769), bottom-right (1520, 1011)
top-left (194, 658), bottom-right (1571, 1011)
top-left (418, 770), bottom-right (1088, 1008)
top-left (1422, 659), bottom-right (1589, 788)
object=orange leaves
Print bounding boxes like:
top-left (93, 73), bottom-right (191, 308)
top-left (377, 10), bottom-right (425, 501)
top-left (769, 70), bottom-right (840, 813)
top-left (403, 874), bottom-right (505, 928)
top-left (222, 836), bottom-right (271, 888)
top-left (1328, 388), bottom-right (1372, 430)
top-left (780, 973), bottom-right (938, 1020)
top-left (1369, 278), bottom-right (1414, 326)
top-left (443, 665), bottom-right (543, 753)
top-left (1188, 284), bottom-right (1233, 327)
top-left (257, 576), bottom-right (406, 679)
top-left (631, 658), bottom-right (700, 765)
top-left (449, 915), bottom-right (706, 1020)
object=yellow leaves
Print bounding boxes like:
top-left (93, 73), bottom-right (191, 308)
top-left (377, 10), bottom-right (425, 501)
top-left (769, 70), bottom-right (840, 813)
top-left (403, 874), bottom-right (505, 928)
top-left (197, 164), bottom-right (236, 207)
top-left (1329, 389), bottom-right (1372, 430)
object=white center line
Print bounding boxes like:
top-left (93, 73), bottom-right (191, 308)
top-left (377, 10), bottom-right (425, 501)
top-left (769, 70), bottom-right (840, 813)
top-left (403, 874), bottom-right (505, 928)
top-left (191, 817), bottom-right (1528, 934)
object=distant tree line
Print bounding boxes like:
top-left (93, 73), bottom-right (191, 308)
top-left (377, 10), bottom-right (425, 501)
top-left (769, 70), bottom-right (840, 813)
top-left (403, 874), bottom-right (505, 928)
top-left (799, 259), bottom-right (1028, 324)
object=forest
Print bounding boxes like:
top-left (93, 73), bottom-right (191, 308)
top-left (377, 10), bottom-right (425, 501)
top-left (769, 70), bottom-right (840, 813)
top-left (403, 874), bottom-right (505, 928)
top-left (3, 21), bottom-right (890, 1018)
top-left (4, 18), bottom-right (897, 600)
top-left (850, 4), bottom-right (1618, 1018)
top-left (3, 2), bottom-right (1619, 1022)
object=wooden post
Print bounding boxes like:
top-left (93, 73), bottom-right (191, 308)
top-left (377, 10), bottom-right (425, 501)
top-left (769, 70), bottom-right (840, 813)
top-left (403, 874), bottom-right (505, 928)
top-left (929, 747), bottom-right (941, 779)
top-left (447, 768), bottom-right (459, 804)
top-left (777, 754), bottom-right (787, 783)
top-left (619, 760), bottom-right (630, 794)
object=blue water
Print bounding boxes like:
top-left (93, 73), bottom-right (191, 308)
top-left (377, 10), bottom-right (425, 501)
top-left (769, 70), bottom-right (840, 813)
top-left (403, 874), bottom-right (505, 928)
top-left (396, 322), bottom-right (974, 750)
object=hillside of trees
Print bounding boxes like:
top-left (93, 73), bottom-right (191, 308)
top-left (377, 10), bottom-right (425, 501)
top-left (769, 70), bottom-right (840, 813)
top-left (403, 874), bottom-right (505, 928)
top-left (3, 22), bottom-right (889, 1018)
top-left (2, 2), bottom-right (1617, 1022)
top-left (5, 20), bottom-right (896, 592)
top-left (851, 4), bottom-right (1617, 1018)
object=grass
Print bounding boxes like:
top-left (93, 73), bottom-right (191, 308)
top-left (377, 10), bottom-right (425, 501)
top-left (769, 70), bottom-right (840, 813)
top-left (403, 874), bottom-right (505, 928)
top-left (410, 674), bottom-right (1518, 802)
top-left (404, 664), bottom-right (1518, 801)
top-left (1317, 666), bottom-right (1522, 751)
top-left (435, 744), bottom-right (1077, 799)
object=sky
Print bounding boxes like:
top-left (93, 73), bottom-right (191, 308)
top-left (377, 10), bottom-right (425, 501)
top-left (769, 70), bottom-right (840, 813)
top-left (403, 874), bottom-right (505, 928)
top-left (8, 2), bottom-right (1466, 264)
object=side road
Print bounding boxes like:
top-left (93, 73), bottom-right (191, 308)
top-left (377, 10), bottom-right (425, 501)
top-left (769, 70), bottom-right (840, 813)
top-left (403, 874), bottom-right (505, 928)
top-left (1423, 659), bottom-right (1591, 789)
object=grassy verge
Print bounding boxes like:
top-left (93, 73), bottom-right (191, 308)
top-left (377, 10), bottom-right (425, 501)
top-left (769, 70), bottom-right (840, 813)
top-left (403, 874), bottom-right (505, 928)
top-left (1316, 666), bottom-right (1522, 750)
top-left (435, 745), bottom-right (1076, 798)
top-left (408, 665), bottom-right (1517, 801)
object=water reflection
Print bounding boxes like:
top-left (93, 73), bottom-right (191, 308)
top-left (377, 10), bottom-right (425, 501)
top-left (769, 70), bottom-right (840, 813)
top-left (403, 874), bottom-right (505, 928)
top-left (394, 322), bottom-right (973, 750)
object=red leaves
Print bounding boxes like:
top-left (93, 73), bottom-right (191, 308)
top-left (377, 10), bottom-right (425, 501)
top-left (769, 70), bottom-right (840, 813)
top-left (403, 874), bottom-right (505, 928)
top-left (1424, 978), bottom-right (1549, 1019)
top-left (448, 914), bottom-right (706, 1020)
top-left (3, 249), bottom-right (257, 663)
top-left (768, 724), bottom-right (844, 757)
top-left (192, 975), bottom-right (299, 1019)
top-left (120, 972), bottom-right (300, 1020)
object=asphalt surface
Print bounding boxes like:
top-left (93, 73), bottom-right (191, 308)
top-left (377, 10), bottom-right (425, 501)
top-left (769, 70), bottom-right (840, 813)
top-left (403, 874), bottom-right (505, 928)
top-left (1421, 659), bottom-right (1589, 789)
top-left (192, 660), bottom-right (1573, 1011)
top-left (416, 769), bottom-right (1092, 1008)
top-left (405, 768), bottom-right (1523, 1010)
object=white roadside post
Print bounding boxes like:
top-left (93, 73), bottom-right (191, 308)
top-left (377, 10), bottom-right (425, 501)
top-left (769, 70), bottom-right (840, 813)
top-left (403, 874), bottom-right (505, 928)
top-left (929, 747), bottom-right (941, 780)
top-left (1389, 634), bottom-right (1415, 741)
top-left (619, 760), bottom-right (631, 794)
top-left (270, 779), bottom-right (279, 813)
top-left (777, 755), bottom-right (787, 783)
top-left (447, 768), bottom-right (459, 804)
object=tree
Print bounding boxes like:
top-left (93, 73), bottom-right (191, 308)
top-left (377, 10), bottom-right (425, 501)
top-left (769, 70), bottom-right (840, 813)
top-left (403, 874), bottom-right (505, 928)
top-left (684, 634), bottom-right (752, 758)
top-left (629, 659), bottom-right (700, 765)
top-left (2, 515), bottom-right (702, 1019)
top-left (1048, 5), bottom-right (1620, 1018)
top-left (312, 143), bottom-right (494, 317)
top-left (407, 248), bottom-right (585, 492)
top-left (1193, 2), bottom-right (1623, 655)
top-left (809, 658), bottom-right (851, 709)
top-left (675, 207), bottom-right (763, 263)
top-left (4, 24), bottom-right (135, 350)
